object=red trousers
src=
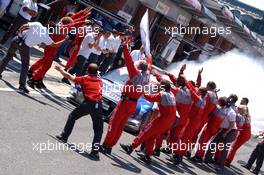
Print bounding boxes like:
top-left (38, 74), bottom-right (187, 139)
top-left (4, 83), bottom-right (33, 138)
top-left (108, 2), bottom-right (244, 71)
top-left (65, 42), bottom-right (81, 70)
top-left (170, 115), bottom-right (190, 155)
top-left (225, 123), bottom-right (251, 164)
top-left (176, 114), bottom-right (203, 156)
top-left (103, 100), bottom-right (137, 148)
top-left (30, 46), bottom-right (58, 80)
top-left (131, 113), bottom-right (175, 152)
top-left (195, 116), bottom-right (224, 158)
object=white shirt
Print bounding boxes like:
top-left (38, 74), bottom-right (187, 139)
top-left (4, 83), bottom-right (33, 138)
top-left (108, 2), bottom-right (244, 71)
top-left (221, 106), bottom-right (237, 129)
top-left (19, 0), bottom-right (38, 21)
top-left (131, 50), bottom-right (146, 62)
top-left (111, 36), bottom-right (121, 53)
top-left (91, 35), bottom-right (105, 55)
top-left (78, 33), bottom-right (95, 59)
top-left (20, 22), bottom-right (53, 47)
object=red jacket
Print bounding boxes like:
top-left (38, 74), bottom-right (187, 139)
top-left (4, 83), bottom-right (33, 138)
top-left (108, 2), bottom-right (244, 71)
top-left (144, 91), bottom-right (176, 121)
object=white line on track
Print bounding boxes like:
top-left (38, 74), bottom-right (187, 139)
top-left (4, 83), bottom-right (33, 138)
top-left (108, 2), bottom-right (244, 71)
top-left (0, 87), bottom-right (69, 98)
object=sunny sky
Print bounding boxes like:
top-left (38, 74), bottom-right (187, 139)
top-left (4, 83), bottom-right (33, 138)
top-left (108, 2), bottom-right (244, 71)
top-left (238, 0), bottom-right (264, 11)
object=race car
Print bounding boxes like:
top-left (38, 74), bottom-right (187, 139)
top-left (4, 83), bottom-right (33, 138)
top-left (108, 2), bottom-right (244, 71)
top-left (67, 66), bottom-right (158, 134)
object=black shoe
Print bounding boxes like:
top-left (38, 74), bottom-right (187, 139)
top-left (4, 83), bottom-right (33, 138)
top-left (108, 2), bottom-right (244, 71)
top-left (89, 151), bottom-right (100, 161)
top-left (153, 148), bottom-right (160, 157)
top-left (190, 156), bottom-right (203, 163)
top-left (215, 167), bottom-right (224, 174)
top-left (27, 79), bottom-right (35, 89)
top-left (172, 155), bottom-right (183, 165)
top-left (62, 77), bottom-right (71, 85)
top-left (138, 154), bottom-right (152, 164)
top-left (35, 80), bottom-right (47, 89)
top-left (18, 86), bottom-right (30, 94)
top-left (99, 144), bottom-right (112, 155)
top-left (251, 169), bottom-right (259, 175)
top-left (120, 144), bottom-right (133, 155)
top-left (55, 135), bottom-right (67, 143)
top-left (0, 74), bottom-right (2, 79)
top-left (241, 164), bottom-right (251, 170)
top-left (27, 70), bottom-right (33, 79)
top-left (185, 151), bottom-right (191, 159)
top-left (54, 58), bottom-right (62, 63)
top-left (160, 146), bottom-right (171, 154)
top-left (204, 157), bottom-right (215, 164)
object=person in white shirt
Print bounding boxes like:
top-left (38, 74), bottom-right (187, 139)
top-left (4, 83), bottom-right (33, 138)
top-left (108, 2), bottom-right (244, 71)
top-left (0, 22), bottom-right (68, 93)
top-left (99, 30), bottom-right (122, 75)
top-left (0, 0), bottom-right (11, 17)
top-left (68, 32), bottom-right (98, 76)
top-left (204, 94), bottom-right (238, 173)
top-left (87, 30), bottom-right (108, 65)
top-left (0, 0), bottom-right (38, 46)
top-left (130, 45), bottom-right (146, 62)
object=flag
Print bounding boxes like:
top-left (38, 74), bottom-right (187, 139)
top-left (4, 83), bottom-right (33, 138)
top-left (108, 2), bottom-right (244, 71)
top-left (140, 9), bottom-right (151, 56)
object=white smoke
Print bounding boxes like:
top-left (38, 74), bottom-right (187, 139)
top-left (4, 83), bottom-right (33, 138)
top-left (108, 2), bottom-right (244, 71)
top-left (166, 50), bottom-right (264, 135)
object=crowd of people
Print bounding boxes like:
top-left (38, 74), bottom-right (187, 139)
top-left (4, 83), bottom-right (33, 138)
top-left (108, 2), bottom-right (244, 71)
top-left (0, 1), bottom-right (263, 175)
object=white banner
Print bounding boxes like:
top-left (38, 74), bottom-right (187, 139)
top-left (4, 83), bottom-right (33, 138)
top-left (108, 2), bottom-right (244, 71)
top-left (140, 9), bottom-right (151, 56)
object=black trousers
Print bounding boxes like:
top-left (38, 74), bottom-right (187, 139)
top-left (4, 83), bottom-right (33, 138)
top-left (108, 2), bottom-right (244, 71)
top-left (68, 55), bottom-right (87, 77)
top-left (247, 141), bottom-right (264, 171)
top-left (0, 14), bottom-right (28, 45)
top-left (0, 36), bottom-right (30, 87)
top-left (204, 129), bottom-right (237, 168)
top-left (61, 99), bottom-right (103, 153)
top-left (99, 53), bottom-right (116, 75)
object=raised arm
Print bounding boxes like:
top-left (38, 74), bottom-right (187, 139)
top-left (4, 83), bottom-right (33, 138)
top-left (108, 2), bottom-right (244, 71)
top-left (154, 70), bottom-right (162, 82)
top-left (186, 81), bottom-right (200, 102)
top-left (144, 92), bottom-right (161, 103)
top-left (165, 72), bottom-right (177, 85)
top-left (146, 55), bottom-right (153, 73)
top-left (123, 45), bottom-right (139, 79)
top-left (178, 64), bottom-right (186, 77)
top-left (196, 68), bottom-right (203, 88)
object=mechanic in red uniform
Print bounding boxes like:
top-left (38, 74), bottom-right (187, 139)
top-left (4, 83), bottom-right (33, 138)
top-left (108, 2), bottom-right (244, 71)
top-left (159, 68), bottom-right (203, 155)
top-left (189, 81), bottom-right (218, 147)
top-left (27, 8), bottom-right (91, 89)
top-left (193, 97), bottom-right (228, 162)
top-left (55, 63), bottom-right (104, 160)
top-left (166, 71), bottom-right (197, 164)
top-left (175, 85), bottom-right (207, 161)
top-left (100, 38), bottom-right (152, 154)
top-left (120, 79), bottom-right (177, 163)
top-left (225, 99), bottom-right (251, 166)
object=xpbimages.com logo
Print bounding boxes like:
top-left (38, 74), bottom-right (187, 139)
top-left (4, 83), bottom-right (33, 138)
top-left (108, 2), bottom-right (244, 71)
top-left (32, 25), bottom-right (100, 38)
top-left (165, 24), bottom-right (232, 38)
top-left (32, 140), bottom-right (99, 153)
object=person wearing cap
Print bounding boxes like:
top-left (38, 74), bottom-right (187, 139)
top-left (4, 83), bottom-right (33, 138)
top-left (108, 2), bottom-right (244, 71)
top-left (0, 22), bottom-right (67, 93)
top-left (55, 63), bottom-right (104, 160)
top-left (0, 0), bottom-right (38, 46)
top-left (100, 38), bottom-right (152, 155)
top-left (98, 29), bottom-right (122, 75)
